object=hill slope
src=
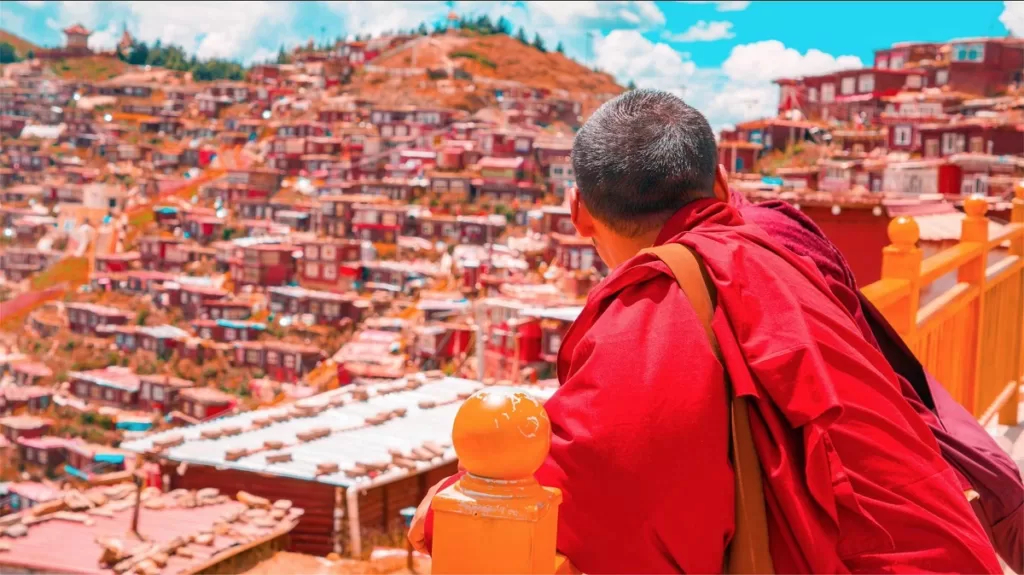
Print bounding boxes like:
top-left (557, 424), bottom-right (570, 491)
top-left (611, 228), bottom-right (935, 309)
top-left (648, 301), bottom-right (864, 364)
top-left (359, 32), bottom-right (622, 115)
top-left (0, 29), bottom-right (40, 57)
top-left (48, 55), bottom-right (134, 81)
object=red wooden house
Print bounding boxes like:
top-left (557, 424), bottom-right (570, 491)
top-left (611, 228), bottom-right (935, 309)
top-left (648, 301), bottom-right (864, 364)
top-left (413, 323), bottom-right (474, 362)
top-left (232, 341), bottom-right (325, 383)
top-left (945, 38), bottom-right (1024, 96)
top-left (138, 236), bottom-right (189, 272)
top-left (199, 299), bottom-right (252, 321)
top-left (351, 203), bottom-right (407, 244)
top-left (69, 367), bottom-right (140, 409)
top-left (183, 213), bottom-right (226, 245)
top-left (427, 171), bottom-right (474, 203)
top-left (16, 436), bottom-right (68, 475)
top-left (549, 233), bottom-right (605, 274)
top-left (159, 283), bottom-right (230, 319)
top-left (0, 415), bottom-right (51, 445)
top-left (0, 386), bottom-right (52, 415)
top-left (267, 286), bottom-right (369, 326)
top-left (776, 68), bottom-right (926, 123)
top-left (94, 251), bottom-right (140, 273)
top-left (111, 324), bottom-right (190, 357)
top-left (522, 306), bottom-right (583, 367)
top-left (918, 119), bottom-right (1024, 158)
top-left (176, 387), bottom-right (236, 421)
top-left (192, 318), bottom-right (265, 343)
top-left (66, 302), bottom-right (132, 336)
top-left (9, 362), bottom-right (52, 387)
top-left (299, 239), bottom-right (362, 289)
top-left (817, 158), bottom-right (886, 193)
top-left (230, 244), bottom-right (298, 290)
top-left (138, 374), bottom-right (195, 413)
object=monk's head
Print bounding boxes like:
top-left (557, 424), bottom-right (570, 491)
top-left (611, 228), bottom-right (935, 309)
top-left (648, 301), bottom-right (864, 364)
top-left (569, 89), bottom-right (730, 268)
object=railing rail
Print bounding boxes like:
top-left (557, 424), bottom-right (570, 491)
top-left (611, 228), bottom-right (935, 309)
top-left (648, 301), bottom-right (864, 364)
top-left (864, 188), bottom-right (1024, 425)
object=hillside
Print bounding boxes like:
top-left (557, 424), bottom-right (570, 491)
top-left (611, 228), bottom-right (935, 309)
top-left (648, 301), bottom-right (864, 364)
top-left (49, 55), bottom-right (134, 81)
top-left (359, 32), bottom-right (623, 115)
top-left (0, 29), bottom-right (40, 57)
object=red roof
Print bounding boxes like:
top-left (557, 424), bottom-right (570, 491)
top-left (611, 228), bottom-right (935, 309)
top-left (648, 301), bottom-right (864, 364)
top-left (63, 23), bottom-right (91, 36)
top-left (0, 484), bottom-right (302, 575)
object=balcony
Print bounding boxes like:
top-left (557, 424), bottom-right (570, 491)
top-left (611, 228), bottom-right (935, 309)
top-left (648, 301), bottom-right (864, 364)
top-left (431, 188), bottom-right (1024, 573)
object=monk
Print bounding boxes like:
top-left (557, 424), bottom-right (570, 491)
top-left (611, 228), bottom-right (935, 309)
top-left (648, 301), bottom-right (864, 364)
top-left (410, 89), bottom-right (1001, 573)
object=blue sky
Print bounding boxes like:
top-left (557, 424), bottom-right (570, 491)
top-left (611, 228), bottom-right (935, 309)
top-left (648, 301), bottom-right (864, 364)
top-left (2, 1), bottom-right (1020, 129)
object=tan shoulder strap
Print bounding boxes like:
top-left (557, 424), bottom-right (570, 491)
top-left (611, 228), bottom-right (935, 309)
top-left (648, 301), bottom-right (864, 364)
top-left (641, 243), bottom-right (775, 575)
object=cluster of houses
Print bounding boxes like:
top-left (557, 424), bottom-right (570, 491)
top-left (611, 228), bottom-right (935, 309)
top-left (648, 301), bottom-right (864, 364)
top-left (0, 26), bottom-right (613, 559)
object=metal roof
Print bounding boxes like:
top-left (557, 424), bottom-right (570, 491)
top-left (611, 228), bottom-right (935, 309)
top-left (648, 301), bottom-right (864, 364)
top-left (121, 377), bottom-right (555, 489)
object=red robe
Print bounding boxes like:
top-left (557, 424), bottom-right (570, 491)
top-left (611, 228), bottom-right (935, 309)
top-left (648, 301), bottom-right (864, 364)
top-left (426, 199), bottom-right (1000, 573)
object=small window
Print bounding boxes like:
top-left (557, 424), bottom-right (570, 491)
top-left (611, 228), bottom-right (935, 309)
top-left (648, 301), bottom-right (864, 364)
top-left (969, 137), bottom-right (984, 153)
top-left (152, 386), bottom-right (165, 401)
top-left (840, 77), bottom-right (856, 95)
top-left (304, 245), bottom-right (319, 259)
top-left (807, 87), bottom-right (818, 102)
top-left (857, 74), bottom-right (875, 93)
top-left (935, 69), bottom-right (949, 86)
top-left (877, 57), bottom-right (889, 69)
top-left (821, 83), bottom-right (835, 103)
top-left (894, 126), bottom-right (913, 146)
top-left (925, 139), bottom-right (939, 158)
top-left (548, 333), bottom-right (562, 354)
top-left (906, 75), bottom-right (922, 89)
top-left (306, 262), bottom-right (320, 278)
top-left (324, 264), bottom-right (337, 280)
top-left (284, 354), bottom-right (295, 368)
top-left (267, 351), bottom-right (279, 365)
top-left (321, 245), bottom-right (336, 260)
top-left (39, 450), bottom-right (48, 464)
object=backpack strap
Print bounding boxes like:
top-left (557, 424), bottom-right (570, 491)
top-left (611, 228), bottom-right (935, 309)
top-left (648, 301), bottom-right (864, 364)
top-left (641, 243), bottom-right (775, 575)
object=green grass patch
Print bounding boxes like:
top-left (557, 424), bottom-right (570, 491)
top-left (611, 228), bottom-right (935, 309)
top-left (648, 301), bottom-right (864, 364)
top-left (450, 50), bottom-right (497, 69)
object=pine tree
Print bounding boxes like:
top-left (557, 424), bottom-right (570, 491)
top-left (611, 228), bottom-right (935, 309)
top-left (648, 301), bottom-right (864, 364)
top-left (531, 33), bottom-right (546, 53)
top-left (496, 16), bottom-right (512, 35)
top-left (556, 41), bottom-right (564, 54)
top-left (627, 79), bottom-right (638, 90)
top-left (515, 27), bottom-right (528, 45)
top-left (276, 45), bottom-right (290, 64)
top-left (417, 22), bottom-right (429, 36)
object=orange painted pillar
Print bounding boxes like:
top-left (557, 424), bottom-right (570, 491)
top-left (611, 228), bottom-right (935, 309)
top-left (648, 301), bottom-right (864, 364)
top-left (431, 388), bottom-right (562, 574)
top-left (1002, 182), bottom-right (1024, 425)
top-left (880, 215), bottom-right (922, 341)
top-left (959, 196), bottom-right (989, 417)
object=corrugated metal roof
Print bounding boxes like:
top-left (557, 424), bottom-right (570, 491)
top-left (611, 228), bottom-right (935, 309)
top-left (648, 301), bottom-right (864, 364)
top-left (121, 378), bottom-right (555, 489)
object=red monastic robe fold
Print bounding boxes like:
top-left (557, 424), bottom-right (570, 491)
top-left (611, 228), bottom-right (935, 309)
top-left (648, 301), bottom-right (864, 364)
top-left (425, 199), bottom-right (1000, 574)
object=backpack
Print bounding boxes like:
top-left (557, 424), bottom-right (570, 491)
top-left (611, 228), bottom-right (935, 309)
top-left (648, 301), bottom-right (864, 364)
top-left (859, 294), bottom-right (1024, 573)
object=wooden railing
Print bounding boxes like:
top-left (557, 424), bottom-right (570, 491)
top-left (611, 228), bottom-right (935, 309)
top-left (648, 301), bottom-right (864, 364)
top-left (862, 188), bottom-right (1024, 426)
top-left (432, 186), bottom-right (1024, 573)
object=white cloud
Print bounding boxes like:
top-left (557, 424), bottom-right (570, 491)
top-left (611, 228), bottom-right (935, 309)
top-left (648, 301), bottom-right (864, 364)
top-left (88, 22), bottom-right (121, 51)
top-left (16, 0), bottom-right (45, 6)
top-left (594, 32), bottom-right (861, 132)
top-left (40, 1), bottom-right (298, 63)
top-left (594, 29), bottom-right (696, 95)
top-left (322, 1), bottom-right (450, 37)
top-left (999, 0), bottom-right (1024, 36)
top-left (524, 1), bottom-right (665, 30)
top-left (681, 1), bottom-right (752, 12)
top-left (662, 20), bottom-right (734, 42)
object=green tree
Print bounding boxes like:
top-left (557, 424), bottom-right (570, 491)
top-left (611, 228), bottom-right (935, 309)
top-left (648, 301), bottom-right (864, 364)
top-left (417, 22), bottom-right (429, 35)
top-left (276, 44), bottom-right (290, 64)
top-left (556, 41), bottom-right (564, 54)
top-left (531, 33), bottom-right (546, 52)
top-left (0, 42), bottom-right (19, 64)
top-left (25, 49), bottom-right (34, 60)
top-left (515, 27), bottom-right (528, 45)
top-left (627, 79), bottom-right (637, 90)
top-left (128, 41), bottom-right (149, 66)
top-left (496, 16), bottom-right (512, 35)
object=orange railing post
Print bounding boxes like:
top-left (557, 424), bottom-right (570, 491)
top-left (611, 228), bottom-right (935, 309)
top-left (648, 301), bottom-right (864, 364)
top-left (880, 216), bottom-right (922, 340)
top-left (1001, 182), bottom-right (1024, 425)
top-left (959, 196), bottom-right (990, 416)
top-left (431, 388), bottom-right (562, 574)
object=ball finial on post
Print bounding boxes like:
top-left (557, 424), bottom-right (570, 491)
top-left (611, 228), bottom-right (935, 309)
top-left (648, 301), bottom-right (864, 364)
top-left (963, 194), bottom-right (989, 218)
top-left (887, 216), bottom-right (920, 249)
top-left (432, 387), bottom-right (562, 574)
top-left (1013, 180), bottom-right (1024, 200)
top-left (452, 387), bottom-right (551, 480)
